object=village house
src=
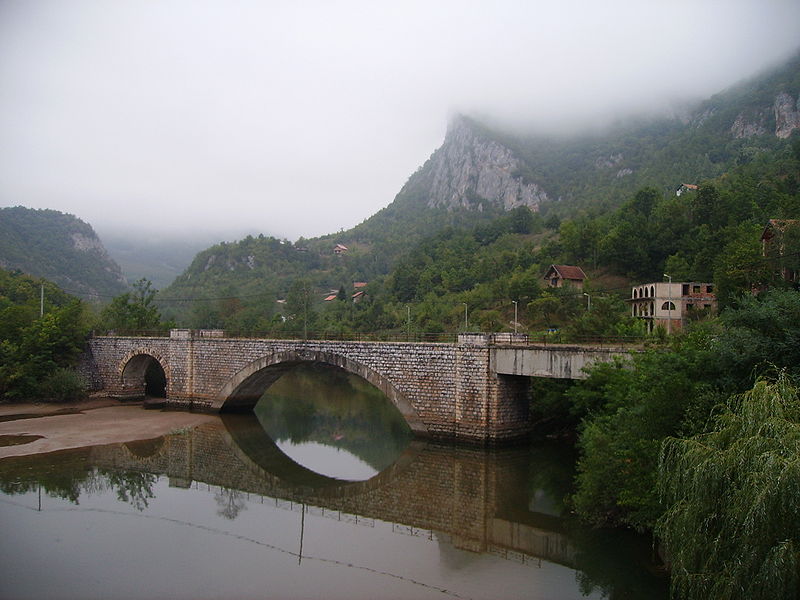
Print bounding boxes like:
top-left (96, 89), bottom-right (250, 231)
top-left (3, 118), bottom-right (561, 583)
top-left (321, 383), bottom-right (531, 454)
top-left (543, 265), bottom-right (586, 290)
top-left (675, 183), bottom-right (698, 196)
top-left (333, 243), bottom-right (348, 255)
top-left (629, 281), bottom-right (716, 333)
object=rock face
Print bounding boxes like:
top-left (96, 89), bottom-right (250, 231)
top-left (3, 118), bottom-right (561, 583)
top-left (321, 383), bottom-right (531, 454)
top-left (730, 110), bottom-right (767, 138)
top-left (774, 92), bottom-right (800, 139)
top-left (424, 116), bottom-right (549, 212)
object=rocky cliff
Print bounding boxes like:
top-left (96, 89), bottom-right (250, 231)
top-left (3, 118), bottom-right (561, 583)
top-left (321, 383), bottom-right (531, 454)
top-left (423, 116), bottom-right (549, 212)
top-left (774, 91), bottom-right (800, 139)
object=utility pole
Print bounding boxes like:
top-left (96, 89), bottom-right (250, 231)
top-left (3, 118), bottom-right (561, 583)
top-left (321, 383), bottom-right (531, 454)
top-left (664, 274), bottom-right (672, 335)
top-left (40, 283), bottom-right (44, 318)
top-left (512, 300), bottom-right (518, 334)
top-left (463, 303), bottom-right (468, 331)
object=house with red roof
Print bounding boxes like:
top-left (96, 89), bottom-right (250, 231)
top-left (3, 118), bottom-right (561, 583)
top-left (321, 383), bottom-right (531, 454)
top-left (543, 265), bottom-right (586, 290)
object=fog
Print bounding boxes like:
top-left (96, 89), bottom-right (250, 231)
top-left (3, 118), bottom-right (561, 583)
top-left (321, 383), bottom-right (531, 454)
top-left (1, 0), bottom-right (798, 241)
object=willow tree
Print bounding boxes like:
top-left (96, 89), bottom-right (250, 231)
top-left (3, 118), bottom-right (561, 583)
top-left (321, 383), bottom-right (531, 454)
top-left (657, 373), bottom-right (800, 599)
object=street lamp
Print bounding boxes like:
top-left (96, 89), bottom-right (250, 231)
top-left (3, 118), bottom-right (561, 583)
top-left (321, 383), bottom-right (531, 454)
top-left (663, 274), bottom-right (672, 335)
top-left (583, 293), bottom-right (591, 311)
top-left (512, 300), bottom-right (518, 334)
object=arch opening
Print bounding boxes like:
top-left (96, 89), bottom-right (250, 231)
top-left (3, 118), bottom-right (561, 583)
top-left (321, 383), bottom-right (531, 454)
top-left (122, 354), bottom-right (167, 399)
top-left (216, 350), bottom-right (427, 436)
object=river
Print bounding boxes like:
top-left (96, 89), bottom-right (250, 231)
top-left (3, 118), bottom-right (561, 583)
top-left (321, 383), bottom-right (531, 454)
top-left (0, 364), bottom-right (667, 599)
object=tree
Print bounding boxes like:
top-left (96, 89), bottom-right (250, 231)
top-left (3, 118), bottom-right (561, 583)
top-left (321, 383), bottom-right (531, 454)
top-left (0, 299), bottom-right (88, 400)
top-left (658, 373), bottom-right (800, 600)
top-left (99, 279), bottom-right (165, 332)
top-left (564, 295), bottom-right (644, 339)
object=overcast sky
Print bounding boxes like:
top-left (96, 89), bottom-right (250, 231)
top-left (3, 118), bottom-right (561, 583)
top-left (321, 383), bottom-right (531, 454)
top-left (1, 1), bottom-right (798, 242)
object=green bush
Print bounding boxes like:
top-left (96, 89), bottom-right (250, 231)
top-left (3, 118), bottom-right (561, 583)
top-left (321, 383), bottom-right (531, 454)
top-left (35, 368), bottom-right (87, 403)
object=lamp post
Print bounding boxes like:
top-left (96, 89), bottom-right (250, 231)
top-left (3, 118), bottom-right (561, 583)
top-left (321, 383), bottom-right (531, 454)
top-left (512, 300), bottom-right (518, 334)
top-left (583, 293), bottom-right (591, 311)
top-left (663, 274), bottom-right (672, 335)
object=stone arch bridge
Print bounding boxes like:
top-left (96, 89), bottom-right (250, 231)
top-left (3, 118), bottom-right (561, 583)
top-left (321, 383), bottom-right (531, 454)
top-left (85, 330), bottom-right (629, 444)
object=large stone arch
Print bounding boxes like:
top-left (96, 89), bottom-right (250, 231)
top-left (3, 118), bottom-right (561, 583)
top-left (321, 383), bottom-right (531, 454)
top-left (214, 349), bottom-right (428, 435)
top-left (118, 348), bottom-right (170, 399)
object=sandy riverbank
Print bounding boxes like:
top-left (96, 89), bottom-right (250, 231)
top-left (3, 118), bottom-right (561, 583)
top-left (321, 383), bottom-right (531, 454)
top-left (0, 399), bottom-right (218, 459)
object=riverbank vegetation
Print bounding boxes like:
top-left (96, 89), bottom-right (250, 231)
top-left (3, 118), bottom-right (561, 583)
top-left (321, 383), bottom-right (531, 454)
top-left (562, 289), bottom-right (800, 598)
top-left (657, 373), bottom-right (800, 599)
top-left (0, 270), bottom-right (90, 401)
top-left (0, 270), bottom-right (176, 402)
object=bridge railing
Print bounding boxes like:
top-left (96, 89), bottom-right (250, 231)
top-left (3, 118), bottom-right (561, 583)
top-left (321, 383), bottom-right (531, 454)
top-left (92, 329), bottom-right (460, 343)
top-left (92, 329), bottom-right (645, 348)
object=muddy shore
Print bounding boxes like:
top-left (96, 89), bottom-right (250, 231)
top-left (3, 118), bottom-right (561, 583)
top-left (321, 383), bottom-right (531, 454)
top-left (0, 398), bottom-right (218, 460)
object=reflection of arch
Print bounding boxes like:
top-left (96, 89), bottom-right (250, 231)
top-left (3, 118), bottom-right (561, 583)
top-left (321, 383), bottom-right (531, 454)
top-left (124, 437), bottom-right (165, 458)
top-left (220, 413), bottom-right (424, 498)
top-left (661, 301), bottom-right (676, 311)
top-left (215, 350), bottom-right (427, 435)
top-left (119, 350), bottom-right (169, 398)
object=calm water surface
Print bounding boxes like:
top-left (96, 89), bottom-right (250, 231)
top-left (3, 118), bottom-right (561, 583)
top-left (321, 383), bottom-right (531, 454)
top-left (0, 365), bottom-right (667, 599)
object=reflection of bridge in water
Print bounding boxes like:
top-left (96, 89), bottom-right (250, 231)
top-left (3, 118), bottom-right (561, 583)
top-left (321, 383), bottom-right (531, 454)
top-left (90, 417), bottom-right (576, 567)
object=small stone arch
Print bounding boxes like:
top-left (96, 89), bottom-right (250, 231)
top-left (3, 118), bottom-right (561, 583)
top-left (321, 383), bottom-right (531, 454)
top-left (118, 349), bottom-right (170, 399)
top-left (214, 349), bottom-right (428, 435)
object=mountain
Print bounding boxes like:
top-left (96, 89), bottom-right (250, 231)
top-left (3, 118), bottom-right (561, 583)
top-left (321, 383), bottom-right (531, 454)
top-left (159, 52), bottom-right (800, 328)
top-left (100, 231), bottom-right (242, 290)
top-left (0, 206), bottom-right (128, 300)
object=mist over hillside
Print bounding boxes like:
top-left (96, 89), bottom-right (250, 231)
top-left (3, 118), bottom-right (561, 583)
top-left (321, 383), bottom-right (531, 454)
top-left (155, 52), bottom-right (799, 331)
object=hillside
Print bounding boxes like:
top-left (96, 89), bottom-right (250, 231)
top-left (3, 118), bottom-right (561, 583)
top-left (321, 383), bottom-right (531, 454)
top-left (0, 207), bottom-right (128, 300)
top-left (159, 52), bottom-right (800, 330)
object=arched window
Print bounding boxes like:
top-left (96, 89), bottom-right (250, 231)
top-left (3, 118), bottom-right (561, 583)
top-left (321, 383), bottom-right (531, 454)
top-left (633, 289), bottom-right (638, 299)
top-left (650, 285), bottom-right (655, 297)
top-left (662, 301), bottom-right (676, 311)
